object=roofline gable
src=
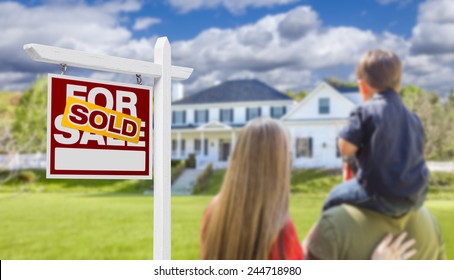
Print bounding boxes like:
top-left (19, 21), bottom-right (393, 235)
top-left (196, 121), bottom-right (232, 131)
top-left (281, 81), bottom-right (357, 120)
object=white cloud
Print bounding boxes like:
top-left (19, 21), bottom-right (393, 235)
top-left (0, 0), bottom-right (156, 91)
top-left (398, 0), bottom-right (454, 95)
top-left (2, 0), bottom-right (453, 98)
top-left (172, 6), bottom-right (410, 93)
top-left (278, 6), bottom-right (320, 40)
top-left (376, 0), bottom-right (412, 6)
top-left (133, 17), bottom-right (161, 31)
top-left (167, 0), bottom-right (298, 14)
top-left (411, 0), bottom-right (454, 55)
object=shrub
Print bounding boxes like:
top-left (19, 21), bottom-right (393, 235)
top-left (186, 153), bottom-right (196, 168)
top-left (17, 170), bottom-right (39, 183)
top-left (171, 160), bottom-right (186, 183)
top-left (192, 163), bottom-right (213, 194)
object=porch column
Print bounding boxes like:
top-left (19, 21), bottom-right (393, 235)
top-left (201, 131), bottom-right (205, 157)
top-left (177, 131), bottom-right (181, 159)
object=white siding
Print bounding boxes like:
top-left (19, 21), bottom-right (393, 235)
top-left (209, 108), bottom-right (219, 122)
top-left (285, 84), bottom-right (356, 121)
top-left (186, 109), bottom-right (194, 124)
top-left (234, 107), bottom-right (246, 124)
top-left (288, 122), bottom-right (346, 169)
top-left (261, 106), bottom-right (270, 118)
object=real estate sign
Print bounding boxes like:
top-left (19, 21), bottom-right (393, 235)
top-left (47, 74), bottom-right (152, 179)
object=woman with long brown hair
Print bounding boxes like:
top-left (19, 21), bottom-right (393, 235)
top-left (201, 117), bottom-right (298, 260)
top-left (200, 117), bottom-right (415, 260)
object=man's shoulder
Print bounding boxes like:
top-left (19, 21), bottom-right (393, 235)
top-left (323, 204), bottom-right (437, 229)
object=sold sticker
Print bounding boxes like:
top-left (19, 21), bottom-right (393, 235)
top-left (47, 74), bottom-right (152, 179)
top-left (61, 96), bottom-right (141, 143)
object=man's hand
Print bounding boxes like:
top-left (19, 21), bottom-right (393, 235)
top-left (371, 232), bottom-right (417, 260)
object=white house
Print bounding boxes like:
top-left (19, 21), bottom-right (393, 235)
top-left (171, 80), bottom-right (295, 169)
top-left (282, 82), bottom-right (361, 169)
top-left (171, 80), bottom-right (361, 169)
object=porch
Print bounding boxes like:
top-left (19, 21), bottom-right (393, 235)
top-left (171, 121), bottom-right (240, 169)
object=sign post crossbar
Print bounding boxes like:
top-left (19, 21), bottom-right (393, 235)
top-left (23, 36), bottom-right (192, 260)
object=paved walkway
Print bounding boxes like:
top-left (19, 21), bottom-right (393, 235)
top-left (427, 161), bottom-right (454, 173)
top-left (171, 168), bottom-right (204, 196)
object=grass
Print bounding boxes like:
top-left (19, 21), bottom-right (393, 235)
top-left (0, 169), bottom-right (453, 260)
top-left (0, 170), bottom-right (153, 193)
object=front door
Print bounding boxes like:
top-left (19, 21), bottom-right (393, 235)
top-left (219, 140), bottom-right (231, 161)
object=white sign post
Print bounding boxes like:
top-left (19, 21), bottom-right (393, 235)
top-left (24, 37), bottom-right (193, 260)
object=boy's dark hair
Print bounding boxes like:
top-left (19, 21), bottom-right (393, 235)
top-left (356, 49), bottom-right (402, 91)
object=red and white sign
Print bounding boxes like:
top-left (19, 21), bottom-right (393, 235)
top-left (47, 74), bottom-right (152, 179)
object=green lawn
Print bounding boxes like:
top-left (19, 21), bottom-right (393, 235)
top-left (0, 169), bottom-right (453, 259)
top-left (0, 192), bottom-right (452, 260)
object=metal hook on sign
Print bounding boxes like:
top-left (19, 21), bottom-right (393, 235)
top-left (136, 74), bottom-right (143, 85)
top-left (60, 63), bottom-right (67, 75)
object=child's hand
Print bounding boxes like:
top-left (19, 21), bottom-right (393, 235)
top-left (371, 232), bottom-right (417, 260)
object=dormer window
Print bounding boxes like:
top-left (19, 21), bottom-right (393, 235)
top-left (271, 106), bottom-right (286, 119)
top-left (195, 109), bottom-right (209, 124)
top-left (246, 107), bottom-right (261, 121)
top-left (220, 108), bottom-right (233, 123)
top-left (172, 110), bottom-right (186, 125)
top-left (319, 98), bottom-right (330, 114)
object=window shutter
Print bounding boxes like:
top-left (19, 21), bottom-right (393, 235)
top-left (309, 137), bottom-right (313, 158)
top-left (246, 108), bottom-right (249, 121)
top-left (219, 109), bottom-right (223, 122)
top-left (204, 139), bottom-right (208, 155)
top-left (283, 106), bottom-right (287, 115)
top-left (183, 111), bottom-right (186, 124)
top-left (182, 139), bottom-right (185, 151)
top-left (206, 109), bottom-right (209, 123)
top-left (271, 107), bottom-right (274, 118)
top-left (295, 139), bottom-right (300, 158)
top-left (194, 110), bottom-right (198, 123)
top-left (230, 108), bottom-right (233, 122)
top-left (258, 107), bottom-right (262, 117)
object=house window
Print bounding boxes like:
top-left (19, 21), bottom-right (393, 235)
top-left (194, 139), bottom-right (201, 155)
top-left (181, 139), bottom-right (186, 156)
top-left (319, 98), bottom-right (330, 114)
top-left (195, 139), bottom-right (209, 156)
top-left (172, 110), bottom-right (186, 125)
top-left (195, 109), bottom-right (209, 124)
top-left (246, 107), bottom-right (261, 121)
top-left (220, 108), bottom-right (234, 123)
top-left (296, 137), bottom-right (313, 158)
top-left (271, 106), bottom-right (286, 119)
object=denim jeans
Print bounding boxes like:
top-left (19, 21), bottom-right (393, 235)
top-left (323, 178), bottom-right (424, 217)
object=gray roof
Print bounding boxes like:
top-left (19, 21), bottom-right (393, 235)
top-left (173, 79), bottom-right (292, 105)
top-left (332, 85), bottom-right (360, 94)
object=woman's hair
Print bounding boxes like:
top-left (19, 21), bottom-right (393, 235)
top-left (201, 117), bottom-right (292, 259)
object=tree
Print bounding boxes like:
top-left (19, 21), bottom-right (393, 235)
top-left (286, 89), bottom-right (308, 101)
top-left (13, 76), bottom-right (48, 153)
top-left (400, 84), bottom-right (454, 160)
top-left (324, 77), bottom-right (358, 89)
top-left (0, 92), bottom-right (22, 183)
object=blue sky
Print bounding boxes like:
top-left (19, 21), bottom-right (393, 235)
top-left (1, 0), bottom-right (453, 96)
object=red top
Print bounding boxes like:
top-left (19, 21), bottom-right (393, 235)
top-left (200, 197), bottom-right (304, 260)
